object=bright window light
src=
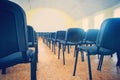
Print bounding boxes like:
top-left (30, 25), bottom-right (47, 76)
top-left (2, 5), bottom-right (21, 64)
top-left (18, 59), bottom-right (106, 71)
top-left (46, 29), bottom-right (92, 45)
top-left (82, 18), bottom-right (89, 31)
top-left (113, 7), bottom-right (120, 17)
top-left (94, 13), bottom-right (104, 29)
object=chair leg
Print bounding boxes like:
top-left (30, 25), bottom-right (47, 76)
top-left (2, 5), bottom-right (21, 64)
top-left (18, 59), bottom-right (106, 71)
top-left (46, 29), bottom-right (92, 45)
top-left (31, 55), bottom-right (37, 80)
top-left (35, 45), bottom-right (38, 63)
top-left (73, 50), bottom-right (79, 76)
top-left (64, 45), bottom-right (66, 52)
top-left (49, 41), bottom-right (51, 49)
top-left (87, 54), bottom-right (92, 80)
top-left (46, 39), bottom-right (48, 46)
top-left (81, 50), bottom-right (84, 62)
top-left (35, 48), bottom-right (38, 71)
top-left (97, 55), bottom-right (104, 71)
top-left (54, 42), bottom-right (56, 54)
top-left (110, 54), bottom-right (113, 57)
top-left (48, 41), bottom-right (50, 49)
top-left (62, 45), bottom-right (65, 65)
top-left (52, 41), bottom-right (53, 52)
top-left (58, 43), bottom-right (61, 59)
top-left (116, 52), bottom-right (120, 68)
top-left (74, 45), bottom-right (77, 57)
top-left (68, 45), bottom-right (70, 54)
top-left (98, 54), bottom-right (100, 59)
top-left (2, 68), bottom-right (6, 74)
top-left (35, 60), bottom-right (37, 71)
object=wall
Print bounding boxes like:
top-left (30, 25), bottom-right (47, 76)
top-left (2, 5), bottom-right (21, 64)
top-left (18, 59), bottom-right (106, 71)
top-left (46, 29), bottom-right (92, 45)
top-left (74, 3), bottom-right (120, 31)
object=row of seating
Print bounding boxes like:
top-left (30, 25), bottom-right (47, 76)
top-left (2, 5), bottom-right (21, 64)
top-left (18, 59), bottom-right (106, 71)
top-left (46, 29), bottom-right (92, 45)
top-left (0, 1), bottom-right (38, 80)
top-left (39, 28), bottom-right (98, 79)
top-left (39, 18), bottom-right (120, 80)
top-left (39, 28), bottom-right (98, 62)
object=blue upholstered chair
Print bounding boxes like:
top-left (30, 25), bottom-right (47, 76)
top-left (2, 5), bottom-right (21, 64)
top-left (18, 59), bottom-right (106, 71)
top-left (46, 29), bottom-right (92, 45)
top-left (60, 28), bottom-right (84, 64)
top-left (0, 1), bottom-right (36, 80)
top-left (27, 25), bottom-right (38, 65)
top-left (28, 25), bottom-right (36, 47)
top-left (44, 32), bottom-right (50, 46)
top-left (84, 29), bottom-right (99, 46)
top-left (47, 32), bottom-right (52, 49)
top-left (51, 32), bottom-right (56, 54)
top-left (55, 30), bottom-right (66, 59)
top-left (80, 29), bottom-right (99, 61)
top-left (73, 18), bottom-right (120, 80)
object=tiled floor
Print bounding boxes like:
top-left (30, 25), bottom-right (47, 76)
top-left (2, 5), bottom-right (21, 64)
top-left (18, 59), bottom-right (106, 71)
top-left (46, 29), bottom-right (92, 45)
top-left (0, 37), bottom-right (120, 80)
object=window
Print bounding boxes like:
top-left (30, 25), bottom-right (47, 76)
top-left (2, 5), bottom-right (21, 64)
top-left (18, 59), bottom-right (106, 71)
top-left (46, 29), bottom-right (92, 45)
top-left (94, 13), bottom-right (104, 29)
top-left (113, 7), bottom-right (120, 17)
top-left (82, 18), bottom-right (89, 31)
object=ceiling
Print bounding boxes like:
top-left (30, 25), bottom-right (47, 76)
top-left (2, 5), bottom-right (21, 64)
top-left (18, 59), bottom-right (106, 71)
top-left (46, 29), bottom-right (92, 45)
top-left (10, 0), bottom-right (120, 20)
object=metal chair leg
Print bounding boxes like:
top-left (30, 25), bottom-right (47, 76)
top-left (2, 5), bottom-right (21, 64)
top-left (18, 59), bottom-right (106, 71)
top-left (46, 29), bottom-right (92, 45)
top-left (52, 41), bottom-right (54, 52)
top-left (73, 50), bottom-right (79, 76)
top-left (74, 45), bottom-right (77, 57)
top-left (54, 42), bottom-right (56, 54)
top-left (58, 43), bottom-right (61, 59)
top-left (68, 45), bottom-right (70, 54)
top-left (31, 55), bottom-right (37, 80)
top-left (98, 54), bottom-right (100, 59)
top-left (81, 50), bottom-right (84, 62)
top-left (87, 53), bottom-right (92, 80)
top-left (110, 54), bottom-right (113, 57)
top-left (2, 68), bottom-right (6, 74)
top-left (62, 45), bottom-right (65, 65)
top-left (97, 55), bottom-right (104, 71)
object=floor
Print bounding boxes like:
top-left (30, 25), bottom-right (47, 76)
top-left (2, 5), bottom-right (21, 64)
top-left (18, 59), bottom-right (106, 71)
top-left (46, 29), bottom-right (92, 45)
top-left (0, 37), bottom-right (120, 80)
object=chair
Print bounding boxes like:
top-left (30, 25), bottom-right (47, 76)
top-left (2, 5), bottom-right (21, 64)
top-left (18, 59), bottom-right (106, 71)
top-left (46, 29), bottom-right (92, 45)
top-left (47, 32), bottom-right (52, 49)
top-left (34, 30), bottom-right (39, 63)
top-left (0, 1), bottom-right (36, 80)
top-left (43, 32), bottom-right (49, 46)
top-left (45, 32), bottom-right (51, 48)
top-left (81, 29), bottom-right (99, 61)
top-left (73, 18), bottom-right (120, 80)
top-left (55, 30), bottom-right (66, 59)
top-left (28, 25), bottom-right (36, 47)
top-left (84, 29), bottom-right (99, 46)
top-left (60, 28), bottom-right (84, 64)
top-left (51, 32), bottom-right (56, 54)
top-left (27, 25), bottom-right (38, 64)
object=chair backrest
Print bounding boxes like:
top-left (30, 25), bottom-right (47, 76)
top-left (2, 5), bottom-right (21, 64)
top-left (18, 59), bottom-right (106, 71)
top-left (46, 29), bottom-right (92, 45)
top-left (34, 31), bottom-right (38, 42)
top-left (65, 28), bottom-right (84, 43)
top-left (0, 1), bottom-right (28, 58)
top-left (99, 18), bottom-right (120, 51)
top-left (43, 32), bottom-right (49, 39)
top-left (27, 25), bottom-right (35, 47)
top-left (51, 32), bottom-right (56, 40)
top-left (85, 29), bottom-right (99, 42)
top-left (48, 32), bottom-right (52, 39)
top-left (56, 30), bottom-right (66, 41)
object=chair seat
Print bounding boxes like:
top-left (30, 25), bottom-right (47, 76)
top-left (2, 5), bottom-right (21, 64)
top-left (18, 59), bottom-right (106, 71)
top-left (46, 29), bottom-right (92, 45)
top-left (52, 39), bottom-right (56, 42)
top-left (56, 39), bottom-right (61, 42)
top-left (28, 42), bottom-right (34, 47)
top-left (0, 49), bottom-right (34, 68)
top-left (66, 42), bottom-right (79, 45)
top-left (60, 40), bottom-right (81, 45)
top-left (99, 47), bottom-right (115, 55)
top-left (59, 40), bottom-right (66, 46)
top-left (79, 46), bottom-right (115, 55)
top-left (85, 41), bottom-right (95, 45)
top-left (79, 46), bottom-right (98, 55)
